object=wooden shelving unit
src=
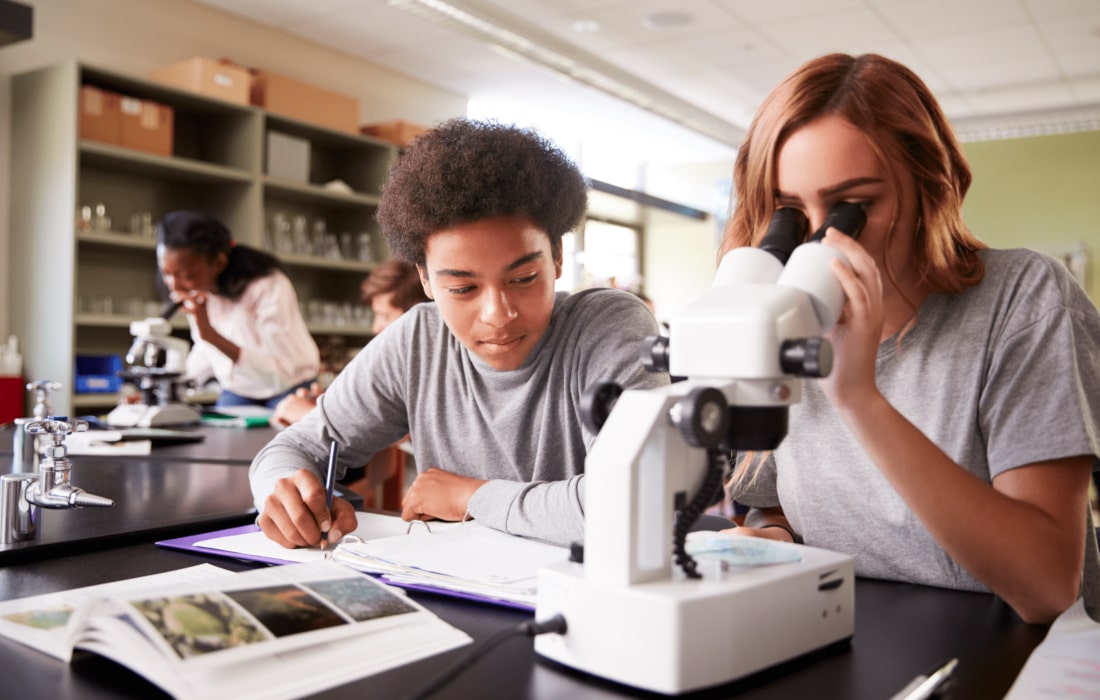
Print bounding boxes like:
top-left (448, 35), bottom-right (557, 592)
top-left (9, 61), bottom-right (398, 415)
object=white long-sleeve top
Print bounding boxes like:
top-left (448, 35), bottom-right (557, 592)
top-left (184, 271), bottom-right (319, 400)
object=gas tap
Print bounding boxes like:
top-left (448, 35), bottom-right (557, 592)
top-left (2, 417), bottom-right (115, 544)
top-left (23, 418), bottom-right (115, 509)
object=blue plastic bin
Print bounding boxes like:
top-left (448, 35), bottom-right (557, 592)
top-left (74, 354), bottom-right (123, 393)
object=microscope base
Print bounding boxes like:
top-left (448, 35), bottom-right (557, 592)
top-left (106, 402), bottom-right (202, 428)
top-left (534, 543), bottom-right (854, 695)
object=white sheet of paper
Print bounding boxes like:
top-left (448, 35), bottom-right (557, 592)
top-left (194, 512), bottom-right (459, 564)
top-left (347, 523), bottom-right (568, 585)
top-left (64, 431), bottom-right (152, 456)
top-left (1004, 598), bottom-right (1100, 699)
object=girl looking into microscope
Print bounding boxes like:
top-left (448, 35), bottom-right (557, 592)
top-left (157, 210), bottom-right (320, 409)
top-left (723, 53), bottom-right (1100, 624)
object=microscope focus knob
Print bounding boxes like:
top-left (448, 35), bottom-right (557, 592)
top-left (779, 337), bottom-right (833, 378)
top-left (640, 335), bottom-right (670, 373)
top-left (676, 387), bottom-right (729, 449)
top-left (581, 381), bottom-right (623, 434)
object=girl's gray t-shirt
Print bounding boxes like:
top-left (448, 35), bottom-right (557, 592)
top-left (733, 248), bottom-right (1100, 605)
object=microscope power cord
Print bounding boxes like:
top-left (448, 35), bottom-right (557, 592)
top-left (402, 615), bottom-right (567, 700)
top-left (672, 448), bottom-right (727, 579)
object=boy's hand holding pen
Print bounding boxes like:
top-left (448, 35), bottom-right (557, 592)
top-left (321, 440), bottom-right (339, 557)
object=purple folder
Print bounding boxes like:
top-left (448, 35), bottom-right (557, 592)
top-left (156, 526), bottom-right (536, 612)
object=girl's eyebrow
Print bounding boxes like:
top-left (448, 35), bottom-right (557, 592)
top-left (776, 176), bottom-right (885, 200)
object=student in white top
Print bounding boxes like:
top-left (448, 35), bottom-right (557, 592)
top-left (157, 210), bottom-right (320, 409)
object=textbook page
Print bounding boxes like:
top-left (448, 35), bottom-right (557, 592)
top-left (1004, 597), bottom-right (1100, 699)
top-left (4, 561), bottom-right (470, 700)
top-left (0, 564), bottom-right (233, 661)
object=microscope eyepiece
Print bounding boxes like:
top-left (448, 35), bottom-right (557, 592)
top-left (808, 201), bottom-right (866, 243)
top-left (758, 208), bottom-right (808, 265)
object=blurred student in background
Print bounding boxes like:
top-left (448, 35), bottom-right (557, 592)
top-left (157, 210), bottom-right (319, 409)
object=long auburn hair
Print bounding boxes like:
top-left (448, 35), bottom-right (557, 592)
top-left (721, 53), bottom-right (985, 295)
top-left (724, 54), bottom-right (987, 492)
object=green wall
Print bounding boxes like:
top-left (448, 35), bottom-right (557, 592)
top-left (962, 130), bottom-right (1100, 304)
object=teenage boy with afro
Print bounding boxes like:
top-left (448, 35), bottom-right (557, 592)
top-left (250, 118), bottom-right (668, 548)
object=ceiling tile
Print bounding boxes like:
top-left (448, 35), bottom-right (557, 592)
top-left (965, 80), bottom-right (1077, 114)
top-left (194, 0), bottom-right (374, 28)
top-left (292, 3), bottom-right (455, 58)
top-left (714, 0), bottom-right (864, 26)
top-left (913, 24), bottom-right (1049, 69)
top-left (873, 0), bottom-right (1027, 39)
top-left (1037, 13), bottom-right (1100, 53)
top-left (754, 7), bottom-right (905, 59)
top-left (940, 55), bottom-right (1062, 92)
top-left (1022, 0), bottom-right (1100, 20)
top-left (1068, 75), bottom-right (1100, 101)
top-left (586, 0), bottom-right (744, 47)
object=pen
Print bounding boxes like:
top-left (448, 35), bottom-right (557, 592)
top-left (890, 657), bottom-right (958, 700)
top-left (320, 439), bottom-right (339, 554)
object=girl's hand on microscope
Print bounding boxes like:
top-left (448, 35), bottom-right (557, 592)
top-left (173, 290), bottom-right (215, 336)
top-left (172, 289), bottom-right (208, 316)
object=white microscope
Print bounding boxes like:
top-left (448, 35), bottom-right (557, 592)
top-left (535, 203), bottom-right (867, 694)
top-left (106, 316), bottom-right (202, 427)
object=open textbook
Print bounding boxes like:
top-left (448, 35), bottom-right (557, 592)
top-left (0, 561), bottom-right (470, 700)
top-left (158, 512), bottom-right (572, 609)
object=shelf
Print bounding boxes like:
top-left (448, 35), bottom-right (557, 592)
top-left (277, 254), bottom-right (375, 273)
top-left (73, 393), bottom-right (120, 408)
top-left (81, 64), bottom-right (258, 118)
top-left (266, 113), bottom-right (387, 149)
top-left (11, 61), bottom-right (396, 418)
top-left (80, 141), bottom-right (253, 184)
top-left (263, 177), bottom-right (380, 207)
top-left (307, 324), bottom-right (373, 337)
top-left (77, 231), bottom-right (156, 249)
top-left (76, 314), bottom-right (188, 329)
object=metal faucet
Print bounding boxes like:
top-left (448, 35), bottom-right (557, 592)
top-left (11, 380), bottom-right (62, 474)
top-left (1, 417), bottom-right (114, 544)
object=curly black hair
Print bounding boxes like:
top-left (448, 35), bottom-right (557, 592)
top-left (157, 210), bottom-right (284, 300)
top-left (376, 118), bottom-right (588, 268)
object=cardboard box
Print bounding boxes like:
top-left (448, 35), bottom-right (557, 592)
top-left (266, 131), bottom-right (310, 182)
top-left (250, 70), bottom-right (359, 133)
top-left (149, 57), bottom-right (251, 105)
top-left (361, 120), bottom-right (428, 147)
top-left (120, 96), bottom-right (173, 157)
top-left (79, 86), bottom-right (122, 145)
